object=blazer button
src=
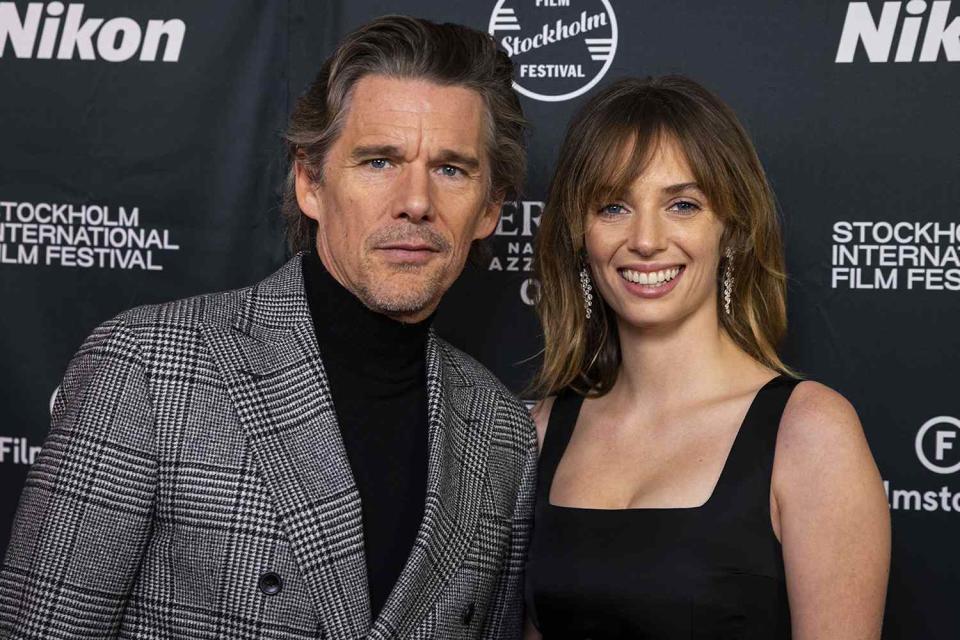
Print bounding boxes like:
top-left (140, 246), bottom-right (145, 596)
top-left (461, 602), bottom-right (475, 625)
top-left (258, 572), bottom-right (283, 595)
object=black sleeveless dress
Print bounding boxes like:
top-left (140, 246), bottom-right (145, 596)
top-left (525, 375), bottom-right (800, 639)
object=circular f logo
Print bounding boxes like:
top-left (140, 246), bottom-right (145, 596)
top-left (489, 0), bottom-right (618, 102)
top-left (915, 416), bottom-right (960, 474)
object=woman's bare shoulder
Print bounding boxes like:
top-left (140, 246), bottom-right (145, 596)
top-left (772, 380), bottom-right (889, 637)
top-left (774, 379), bottom-right (878, 494)
top-left (778, 380), bottom-right (863, 449)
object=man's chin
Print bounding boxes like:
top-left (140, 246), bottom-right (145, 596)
top-left (356, 282), bottom-right (440, 321)
top-left (351, 259), bottom-right (452, 319)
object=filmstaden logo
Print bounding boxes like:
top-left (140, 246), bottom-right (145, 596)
top-left (916, 416), bottom-right (960, 474)
top-left (883, 416), bottom-right (960, 512)
top-left (836, 1), bottom-right (959, 62)
top-left (489, 0), bottom-right (618, 102)
top-left (0, 2), bottom-right (185, 62)
top-left (0, 437), bottom-right (41, 465)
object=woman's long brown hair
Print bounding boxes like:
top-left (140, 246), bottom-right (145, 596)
top-left (531, 76), bottom-right (795, 398)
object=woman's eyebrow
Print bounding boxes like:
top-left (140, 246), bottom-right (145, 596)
top-left (662, 181), bottom-right (702, 195)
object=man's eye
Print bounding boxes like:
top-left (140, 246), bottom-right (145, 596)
top-left (368, 158), bottom-right (389, 169)
top-left (598, 203), bottom-right (625, 216)
top-left (439, 165), bottom-right (462, 178)
top-left (669, 200), bottom-right (701, 214)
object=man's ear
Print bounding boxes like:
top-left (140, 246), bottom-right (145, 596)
top-left (294, 160), bottom-right (323, 223)
top-left (474, 196), bottom-right (504, 241)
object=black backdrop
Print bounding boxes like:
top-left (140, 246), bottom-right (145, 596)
top-left (2, 1), bottom-right (958, 637)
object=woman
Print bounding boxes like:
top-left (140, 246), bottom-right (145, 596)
top-left (524, 76), bottom-right (890, 639)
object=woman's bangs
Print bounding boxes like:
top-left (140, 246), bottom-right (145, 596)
top-left (580, 124), bottom-right (665, 215)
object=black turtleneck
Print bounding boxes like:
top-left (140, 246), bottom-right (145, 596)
top-left (301, 252), bottom-right (430, 621)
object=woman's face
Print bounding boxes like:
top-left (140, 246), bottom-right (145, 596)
top-left (583, 135), bottom-right (726, 332)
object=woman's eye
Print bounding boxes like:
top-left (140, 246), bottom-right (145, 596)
top-left (669, 200), bottom-right (701, 214)
top-left (598, 203), bottom-right (626, 216)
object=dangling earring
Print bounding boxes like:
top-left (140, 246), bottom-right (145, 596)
top-left (722, 246), bottom-right (735, 317)
top-left (580, 265), bottom-right (593, 320)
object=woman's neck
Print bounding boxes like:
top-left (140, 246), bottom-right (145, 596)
top-left (606, 302), bottom-right (770, 412)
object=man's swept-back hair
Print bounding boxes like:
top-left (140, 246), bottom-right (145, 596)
top-left (282, 15), bottom-right (527, 253)
top-left (532, 75), bottom-right (794, 398)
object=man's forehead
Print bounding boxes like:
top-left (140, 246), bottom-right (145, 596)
top-left (342, 76), bottom-right (486, 147)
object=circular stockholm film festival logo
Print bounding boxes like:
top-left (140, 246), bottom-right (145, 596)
top-left (915, 416), bottom-right (960, 474)
top-left (489, 0), bottom-right (618, 102)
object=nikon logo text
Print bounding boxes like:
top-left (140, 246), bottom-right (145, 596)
top-left (836, 1), bottom-right (959, 62)
top-left (0, 2), bottom-right (185, 62)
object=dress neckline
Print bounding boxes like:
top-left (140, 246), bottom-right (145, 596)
top-left (545, 374), bottom-right (787, 514)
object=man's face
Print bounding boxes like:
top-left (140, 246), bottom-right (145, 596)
top-left (295, 75), bottom-right (502, 323)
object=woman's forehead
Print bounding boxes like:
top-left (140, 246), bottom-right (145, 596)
top-left (586, 130), bottom-right (698, 199)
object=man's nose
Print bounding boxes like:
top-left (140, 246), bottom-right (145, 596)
top-left (395, 164), bottom-right (432, 222)
top-left (627, 210), bottom-right (667, 256)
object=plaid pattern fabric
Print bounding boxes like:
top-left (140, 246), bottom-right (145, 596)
top-left (0, 256), bottom-right (537, 640)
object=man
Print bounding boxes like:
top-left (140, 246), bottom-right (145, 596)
top-left (0, 16), bottom-right (536, 640)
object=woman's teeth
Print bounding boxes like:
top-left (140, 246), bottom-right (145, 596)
top-left (619, 266), bottom-right (682, 286)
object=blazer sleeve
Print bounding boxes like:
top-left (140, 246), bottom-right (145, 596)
top-left (479, 404), bottom-right (538, 640)
top-left (0, 314), bottom-right (158, 639)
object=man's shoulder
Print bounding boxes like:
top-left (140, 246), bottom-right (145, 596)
top-left (118, 284), bottom-right (252, 333)
top-left (434, 337), bottom-right (501, 391)
top-left (72, 286), bottom-right (253, 370)
top-left (115, 257), bottom-right (301, 337)
top-left (433, 336), bottom-right (530, 417)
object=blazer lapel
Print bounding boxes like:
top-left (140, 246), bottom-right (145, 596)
top-left (368, 334), bottom-right (498, 639)
top-left (203, 257), bottom-right (371, 639)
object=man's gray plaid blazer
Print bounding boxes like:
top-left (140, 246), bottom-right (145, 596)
top-left (0, 256), bottom-right (538, 639)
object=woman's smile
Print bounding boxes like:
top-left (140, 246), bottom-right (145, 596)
top-left (616, 265), bottom-right (685, 298)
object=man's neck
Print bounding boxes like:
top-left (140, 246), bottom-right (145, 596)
top-left (301, 252), bottom-right (432, 373)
